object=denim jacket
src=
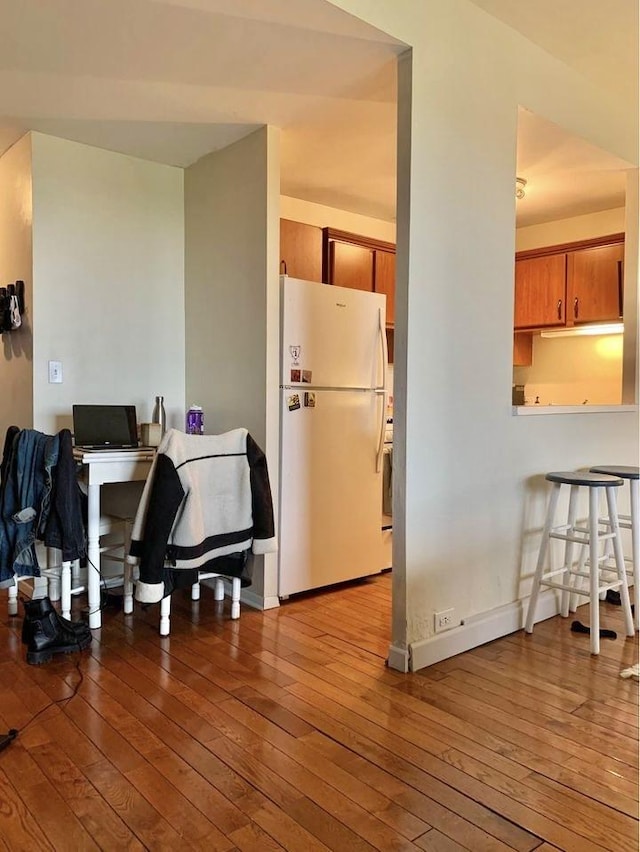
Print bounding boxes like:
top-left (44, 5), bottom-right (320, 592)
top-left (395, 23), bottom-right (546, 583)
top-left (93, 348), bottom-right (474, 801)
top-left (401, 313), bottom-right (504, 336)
top-left (0, 427), bottom-right (85, 586)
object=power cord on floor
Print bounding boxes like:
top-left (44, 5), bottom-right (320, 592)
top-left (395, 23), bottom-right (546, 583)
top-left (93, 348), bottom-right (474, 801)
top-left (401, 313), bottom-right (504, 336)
top-left (4, 542), bottom-right (131, 752)
top-left (0, 658), bottom-right (84, 754)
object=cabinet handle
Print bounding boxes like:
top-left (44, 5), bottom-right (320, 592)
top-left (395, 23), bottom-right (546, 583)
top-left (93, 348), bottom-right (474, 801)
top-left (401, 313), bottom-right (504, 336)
top-left (557, 299), bottom-right (562, 321)
top-left (280, 260), bottom-right (288, 275)
top-left (574, 297), bottom-right (579, 319)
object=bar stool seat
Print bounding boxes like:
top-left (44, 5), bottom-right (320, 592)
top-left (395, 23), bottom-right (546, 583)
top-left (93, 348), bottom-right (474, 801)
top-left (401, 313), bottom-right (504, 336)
top-left (590, 465), bottom-right (639, 630)
top-left (525, 470), bottom-right (635, 654)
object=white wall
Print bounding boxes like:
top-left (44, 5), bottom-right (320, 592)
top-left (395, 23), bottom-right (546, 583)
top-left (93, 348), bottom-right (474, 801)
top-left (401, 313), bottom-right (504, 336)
top-left (31, 133), bottom-right (185, 434)
top-left (185, 126), bottom-right (279, 444)
top-left (514, 207), bottom-right (626, 406)
top-left (516, 207), bottom-right (625, 252)
top-left (281, 195), bottom-right (396, 242)
top-left (331, 0), bottom-right (639, 669)
top-left (185, 126), bottom-right (281, 606)
top-left (622, 170), bottom-right (639, 403)
top-left (0, 134), bottom-right (33, 437)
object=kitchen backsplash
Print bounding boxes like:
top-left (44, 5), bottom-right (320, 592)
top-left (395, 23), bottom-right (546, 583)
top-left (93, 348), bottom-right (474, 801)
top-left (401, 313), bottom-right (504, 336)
top-left (513, 333), bottom-right (623, 406)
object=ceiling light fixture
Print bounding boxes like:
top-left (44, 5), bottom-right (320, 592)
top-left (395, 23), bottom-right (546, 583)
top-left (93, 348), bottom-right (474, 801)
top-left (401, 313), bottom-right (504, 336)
top-left (540, 322), bottom-right (624, 339)
top-left (515, 177), bottom-right (527, 199)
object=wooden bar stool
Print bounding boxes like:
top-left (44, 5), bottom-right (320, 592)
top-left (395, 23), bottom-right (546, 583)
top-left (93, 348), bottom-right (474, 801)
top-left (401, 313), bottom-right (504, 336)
top-left (525, 471), bottom-right (635, 654)
top-left (590, 465), bottom-right (639, 630)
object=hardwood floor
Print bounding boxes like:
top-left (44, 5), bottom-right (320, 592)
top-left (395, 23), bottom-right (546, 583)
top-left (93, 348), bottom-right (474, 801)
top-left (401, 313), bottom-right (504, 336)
top-left (0, 573), bottom-right (637, 851)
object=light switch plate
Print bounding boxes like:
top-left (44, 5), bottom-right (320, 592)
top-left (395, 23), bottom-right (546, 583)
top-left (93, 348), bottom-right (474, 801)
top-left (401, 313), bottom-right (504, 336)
top-left (48, 360), bottom-right (63, 383)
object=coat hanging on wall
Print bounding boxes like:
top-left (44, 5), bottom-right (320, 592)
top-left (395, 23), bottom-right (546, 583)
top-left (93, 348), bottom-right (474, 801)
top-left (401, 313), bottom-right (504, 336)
top-left (0, 281), bottom-right (25, 334)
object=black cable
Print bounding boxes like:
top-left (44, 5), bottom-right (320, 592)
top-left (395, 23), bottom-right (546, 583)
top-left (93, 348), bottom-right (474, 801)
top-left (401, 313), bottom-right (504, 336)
top-left (3, 539), bottom-right (128, 750)
top-left (0, 730), bottom-right (18, 752)
top-left (85, 554), bottom-right (111, 616)
top-left (85, 541), bottom-right (133, 615)
top-left (0, 658), bottom-right (85, 753)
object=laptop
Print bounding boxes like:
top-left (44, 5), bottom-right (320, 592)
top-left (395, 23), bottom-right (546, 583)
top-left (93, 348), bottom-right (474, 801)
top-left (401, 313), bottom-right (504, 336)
top-left (72, 404), bottom-right (140, 450)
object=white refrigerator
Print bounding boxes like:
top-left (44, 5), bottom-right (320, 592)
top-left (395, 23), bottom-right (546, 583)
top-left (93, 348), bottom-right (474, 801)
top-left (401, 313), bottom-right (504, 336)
top-left (278, 275), bottom-right (389, 598)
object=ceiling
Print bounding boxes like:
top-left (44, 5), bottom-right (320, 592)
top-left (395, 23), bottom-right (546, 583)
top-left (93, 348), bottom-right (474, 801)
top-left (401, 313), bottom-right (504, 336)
top-left (515, 107), bottom-right (629, 227)
top-left (0, 0), bottom-right (636, 227)
top-left (470, 0), bottom-right (638, 227)
top-left (468, 0), bottom-right (638, 107)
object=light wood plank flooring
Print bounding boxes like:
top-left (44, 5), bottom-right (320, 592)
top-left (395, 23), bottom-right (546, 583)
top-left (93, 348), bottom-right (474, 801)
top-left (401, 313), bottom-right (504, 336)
top-left (0, 573), bottom-right (637, 851)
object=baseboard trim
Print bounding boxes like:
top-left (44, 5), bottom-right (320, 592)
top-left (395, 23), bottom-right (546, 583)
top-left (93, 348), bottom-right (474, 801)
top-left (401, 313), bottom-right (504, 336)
top-left (243, 589), bottom-right (280, 611)
top-left (409, 591), bottom-right (561, 672)
top-left (387, 644), bottom-right (410, 673)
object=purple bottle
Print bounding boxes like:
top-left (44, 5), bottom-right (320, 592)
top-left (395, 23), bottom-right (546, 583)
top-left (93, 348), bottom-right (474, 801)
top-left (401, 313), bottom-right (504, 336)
top-left (186, 404), bottom-right (204, 435)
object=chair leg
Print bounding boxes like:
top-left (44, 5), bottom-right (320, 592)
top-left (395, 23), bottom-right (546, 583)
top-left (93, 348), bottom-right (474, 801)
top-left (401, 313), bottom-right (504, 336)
top-left (231, 577), bottom-right (241, 620)
top-left (61, 560), bottom-right (72, 621)
top-left (526, 482), bottom-right (561, 633)
top-left (606, 487), bottom-right (635, 638)
top-left (561, 485), bottom-right (579, 617)
top-left (8, 578), bottom-right (18, 616)
top-left (630, 478), bottom-right (639, 631)
top-left (191, 580), bottom-right (201, 601)
top-left (159, 596), bottom-right (171, 636)
top-left (570, 541), bottom-right (588, 613)
top-left (588, 487), bottom-right (600, 655)
top-left (123, 563), bottom-right (134, 614)
top-left (47, 547), bottom-right (61, 602)
top-left (122, 519), bottom-right (134, 615)
top-left (214, 577), bottom-right (225, 601)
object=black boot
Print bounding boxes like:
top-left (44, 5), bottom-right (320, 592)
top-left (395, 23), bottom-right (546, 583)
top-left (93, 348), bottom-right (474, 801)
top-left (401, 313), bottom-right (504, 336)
top-left (23, 600), bottom-right (92, 665)
top-left (21, 597), bottom-right (91, 645)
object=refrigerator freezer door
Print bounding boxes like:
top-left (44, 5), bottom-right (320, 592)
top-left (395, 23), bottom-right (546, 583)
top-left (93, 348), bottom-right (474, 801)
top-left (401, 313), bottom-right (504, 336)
top-left (279, 388), bottom-right (387, 597)
top-left (281, 276), bottom-right (386, 390)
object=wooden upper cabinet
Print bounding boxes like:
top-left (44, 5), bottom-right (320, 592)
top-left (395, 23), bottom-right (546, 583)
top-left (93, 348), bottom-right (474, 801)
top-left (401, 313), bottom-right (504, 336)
top-left (374, 250), bottom-right (395, 326)
top-left (566, 242), bottom-right (624, 324)
top-left (329, 241), bottom-right (374, 291)
top-left (323, 227), bottom-right (396, 319)
top-left (280, 219), bottom-right (322, 282)
top-left (514, 254), bottom-right (567, 329)
top-left (513, 333), bottom-right (533, 367)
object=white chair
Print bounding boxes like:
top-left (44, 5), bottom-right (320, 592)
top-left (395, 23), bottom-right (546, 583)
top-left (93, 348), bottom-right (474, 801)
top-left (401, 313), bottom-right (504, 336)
top-left (158, 572), bottom-right (241, 637)
top-left (39, 514), bottom-right (134, 621)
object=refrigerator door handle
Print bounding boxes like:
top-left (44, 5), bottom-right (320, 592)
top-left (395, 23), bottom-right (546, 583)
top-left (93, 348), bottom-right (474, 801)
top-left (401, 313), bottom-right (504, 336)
top-left (375, 307), bottom-right (388, 473)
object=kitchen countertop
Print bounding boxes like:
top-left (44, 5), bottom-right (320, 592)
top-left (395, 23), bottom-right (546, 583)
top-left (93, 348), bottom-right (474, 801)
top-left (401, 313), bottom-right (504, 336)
top-left (513, 404), bottom-right (638, 416)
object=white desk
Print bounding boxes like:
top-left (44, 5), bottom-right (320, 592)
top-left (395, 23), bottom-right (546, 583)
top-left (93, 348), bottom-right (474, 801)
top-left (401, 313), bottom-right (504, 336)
top-left (74, 448), bottom-right (155, 628)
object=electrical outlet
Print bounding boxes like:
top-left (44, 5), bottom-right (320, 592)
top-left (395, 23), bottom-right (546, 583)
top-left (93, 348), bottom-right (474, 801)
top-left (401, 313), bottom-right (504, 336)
top-left (434, 608), bottom-right (455, 633)
top-left (48, 360), bottom-right (63, 384)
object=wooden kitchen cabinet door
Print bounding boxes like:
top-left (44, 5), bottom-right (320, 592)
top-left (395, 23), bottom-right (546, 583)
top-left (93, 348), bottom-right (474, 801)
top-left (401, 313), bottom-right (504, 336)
top-left (280, 219), bottom-right (322, 282)
top-left (374, 249), bottom-right (395, 326)
top-left (328, 240), bottom-right (374, 291)
top-left (514, 254), bottom-right (566, 329)
top-left (566, 242), bottom-right (624, 324)
top-left (513, 332), bottom-right (533, 366)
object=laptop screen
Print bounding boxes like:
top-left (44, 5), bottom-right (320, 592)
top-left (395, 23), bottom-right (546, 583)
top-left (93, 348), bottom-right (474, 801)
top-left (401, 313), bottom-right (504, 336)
top-left (72, 405), bottom-right (139, 448)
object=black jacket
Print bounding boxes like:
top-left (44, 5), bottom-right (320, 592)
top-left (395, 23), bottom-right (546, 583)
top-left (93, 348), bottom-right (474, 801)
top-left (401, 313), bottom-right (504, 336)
top-left (43, 429), bottom-right (86, 562)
